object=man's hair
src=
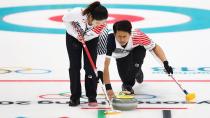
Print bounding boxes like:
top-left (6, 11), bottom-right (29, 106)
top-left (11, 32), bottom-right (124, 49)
top-left (113, 20), bottom-right (132, 34)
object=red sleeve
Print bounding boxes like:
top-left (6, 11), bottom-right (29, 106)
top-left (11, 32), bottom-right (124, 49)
top-left (92, 24), bottom-right (106, 34)
top-left (132, 30), bottom-right (151, 46)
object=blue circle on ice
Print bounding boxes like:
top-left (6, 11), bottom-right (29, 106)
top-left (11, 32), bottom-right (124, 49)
top-left (0, 4), bottom-right (210, 34)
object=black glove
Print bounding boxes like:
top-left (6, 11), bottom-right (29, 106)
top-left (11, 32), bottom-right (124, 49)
top-left (97, 71), bottom-right (103, 83)
top-left (163, 61), bottom-right (173, 74)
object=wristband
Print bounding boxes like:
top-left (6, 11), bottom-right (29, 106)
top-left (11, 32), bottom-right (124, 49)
top-left (105, 84), bottom-right (112, 90)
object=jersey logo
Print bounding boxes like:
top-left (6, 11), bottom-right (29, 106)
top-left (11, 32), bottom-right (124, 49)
top-left (114, 48), bottom-right (130, 53)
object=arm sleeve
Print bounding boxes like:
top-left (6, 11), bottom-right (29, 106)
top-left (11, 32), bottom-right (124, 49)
top-left (97, 27), bottom-right (108, 55)
top-left (106, 33), bottom-right (116, 59)
top-left (132, 30), bottom-right (156, 50)
top-left (62, 8), bottom-right (83, 38)
top-left (62, 8), bottom-right (82, 23)
top-left (96, 27), bottom-right (109, 71)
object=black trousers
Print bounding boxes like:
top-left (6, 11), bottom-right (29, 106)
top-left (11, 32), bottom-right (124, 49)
top-left (116, 46), bottom-right (146, 88)
top-left (66, 33), bottom-right (98, 101)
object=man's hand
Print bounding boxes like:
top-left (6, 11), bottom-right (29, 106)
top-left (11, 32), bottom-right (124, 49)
top-left (163, 61), bottom-right (173, 74)
top-left (107, 89), bottom-right (115, 100)
top-left (105, 84), bottom-right (114, 100)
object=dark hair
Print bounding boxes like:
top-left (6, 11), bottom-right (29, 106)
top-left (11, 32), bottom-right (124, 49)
top-left (82, 1), bottom-right (108, 20)
top-left (113, 20), bottom-right (132, 34)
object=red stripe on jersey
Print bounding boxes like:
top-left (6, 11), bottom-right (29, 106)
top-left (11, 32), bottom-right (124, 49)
top-left (92, 24), bottom-right (106, 34)
top-left (132, 30), bottom-right (151, 46)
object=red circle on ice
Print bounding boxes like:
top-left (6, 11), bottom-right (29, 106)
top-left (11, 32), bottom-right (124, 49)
top-left (49, 14), bottom-right (144, 24)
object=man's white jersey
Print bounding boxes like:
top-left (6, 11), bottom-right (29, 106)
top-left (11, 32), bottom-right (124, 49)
top-left (106, 30), bottom-right (156, 59)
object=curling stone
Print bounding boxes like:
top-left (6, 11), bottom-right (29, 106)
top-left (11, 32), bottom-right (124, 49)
top-left (111, 97), bottom-right (138, 111)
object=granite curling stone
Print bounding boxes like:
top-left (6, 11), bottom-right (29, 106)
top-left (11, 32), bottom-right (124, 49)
top-left (111, 97), bottom-right (138, 111)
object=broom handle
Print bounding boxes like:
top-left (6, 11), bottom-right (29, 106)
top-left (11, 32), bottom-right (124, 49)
top-left (169, 75), bottom-right (188, 94)
top-left (150, 50), bottom-right (188, 95)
